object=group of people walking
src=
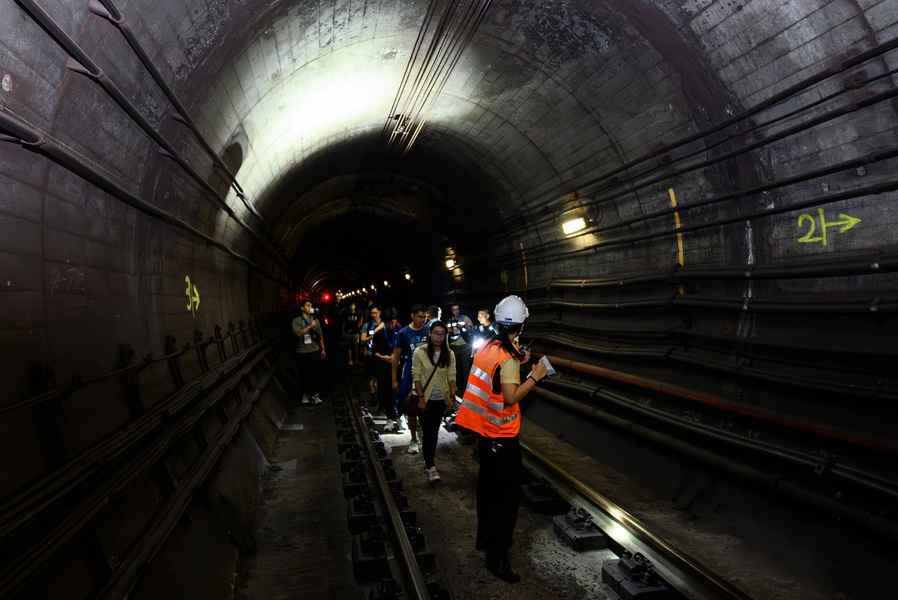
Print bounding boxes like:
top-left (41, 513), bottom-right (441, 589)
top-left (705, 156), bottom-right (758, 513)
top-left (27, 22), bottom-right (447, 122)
top-left (293, 294), bottom-right (550, 584)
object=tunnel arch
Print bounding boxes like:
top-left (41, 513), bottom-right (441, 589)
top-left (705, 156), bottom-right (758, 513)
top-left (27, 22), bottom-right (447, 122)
top-left (1, 1), bottom-right (897, 598)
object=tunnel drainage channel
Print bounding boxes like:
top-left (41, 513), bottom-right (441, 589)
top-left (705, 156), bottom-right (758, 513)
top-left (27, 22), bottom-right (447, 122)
top-left (521, 442), bottom-right (752, 600)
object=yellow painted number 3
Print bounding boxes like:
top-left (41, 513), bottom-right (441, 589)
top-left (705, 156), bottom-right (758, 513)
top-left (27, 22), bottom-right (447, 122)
top-left (797, 208), bottom-right (861, 246)
top-left (185, 275), bottom-right (201, 316)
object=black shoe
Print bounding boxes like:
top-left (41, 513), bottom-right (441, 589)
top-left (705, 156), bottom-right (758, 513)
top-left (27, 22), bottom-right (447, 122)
top-left (485, 557), bottom-right (520, 584)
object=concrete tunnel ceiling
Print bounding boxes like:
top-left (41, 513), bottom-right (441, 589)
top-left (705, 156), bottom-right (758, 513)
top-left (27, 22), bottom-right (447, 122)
top-left (175, 0), bottom-right (752, 257)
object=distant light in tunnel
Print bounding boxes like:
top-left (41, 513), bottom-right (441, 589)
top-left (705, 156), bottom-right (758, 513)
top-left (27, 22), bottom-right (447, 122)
top-left (562, 217), bottom-right (587, 235)
top-left (445, 258), bottom-right (456, 270)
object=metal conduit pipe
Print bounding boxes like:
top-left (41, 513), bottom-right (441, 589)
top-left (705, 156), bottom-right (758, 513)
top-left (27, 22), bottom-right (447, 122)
top-left (0, 107), bottom-right (286, 285)
top-left (545, 378), bottom-right (898, 500)
top-left (541, 354), bottom-right (898, 457)
top-left (583, 68), bottom-right (898, 202)
top-left (496, 36), bottom-right (898, 234)
top-left (446, 249), bottom-right (898, 303)
top-left (499, 143), bottom-right (898, 260)
top-left (530, 386), bottom-right (898, 541)
top-left (13, 0), bottom-right (287, 267)
top-left (510, 63), bottom-right (898, 237)
top-left (526, 294), bottom-right (898, 314)
top-left (88, 0), bottom-right (259, 217)
top-left (493, 175), bottom-right (898, 268)
top-left (486, 84), bottom-right (898, 254)
top-left (533, 331), bottom-right (897, 407)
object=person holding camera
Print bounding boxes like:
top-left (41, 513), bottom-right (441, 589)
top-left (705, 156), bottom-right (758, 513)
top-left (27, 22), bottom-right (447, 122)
top-left (293, 300), bottom-right (326, 405)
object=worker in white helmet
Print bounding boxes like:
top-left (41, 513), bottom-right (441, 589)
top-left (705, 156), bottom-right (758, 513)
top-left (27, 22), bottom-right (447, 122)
top-left (454, 295), bottom-right (549, 583)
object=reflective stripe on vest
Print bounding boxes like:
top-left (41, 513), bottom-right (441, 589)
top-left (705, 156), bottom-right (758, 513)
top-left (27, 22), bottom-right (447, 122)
top-left (454, 340), bottom-right (520, 438)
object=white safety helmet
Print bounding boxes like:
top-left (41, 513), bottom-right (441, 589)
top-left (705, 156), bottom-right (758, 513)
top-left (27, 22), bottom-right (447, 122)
top-left (493, 295), bottom-right (529, 325)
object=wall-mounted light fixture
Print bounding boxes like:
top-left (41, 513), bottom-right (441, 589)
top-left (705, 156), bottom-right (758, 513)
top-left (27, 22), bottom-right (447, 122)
top-left (562, 216), bottom-right (587, 235)
top-left (383, 280), bottom-right (389, 287)
top-left (445, 258), bottom-right (456, 270)
top-left (404, 272), bottom-right (412, 281)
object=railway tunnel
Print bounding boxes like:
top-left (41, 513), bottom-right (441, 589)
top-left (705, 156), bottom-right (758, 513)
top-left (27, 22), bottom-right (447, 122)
top-left (1, 0), bottom-right (897, 598)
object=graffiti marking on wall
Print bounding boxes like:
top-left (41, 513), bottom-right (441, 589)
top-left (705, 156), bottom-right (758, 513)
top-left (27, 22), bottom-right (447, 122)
top-left (185, 275), bottom-right (201, 317)
top-left (797, 209), bottom-right (861, 246)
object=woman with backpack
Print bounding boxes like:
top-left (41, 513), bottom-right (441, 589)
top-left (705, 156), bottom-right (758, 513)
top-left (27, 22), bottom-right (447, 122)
top-left (412, 320), bottom-right (457, 483)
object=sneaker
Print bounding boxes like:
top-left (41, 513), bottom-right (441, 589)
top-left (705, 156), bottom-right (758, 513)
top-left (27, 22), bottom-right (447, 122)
top-left (312, 394), bottom-right (322, 405)
top-left (427, 467), bottom-right (441, 484)
top-left (407, 440), bottom-right (420, 454)
top-left (301, 395), bottom-right (310, 405)
top-left (392, 418), bottom-right (405, 433)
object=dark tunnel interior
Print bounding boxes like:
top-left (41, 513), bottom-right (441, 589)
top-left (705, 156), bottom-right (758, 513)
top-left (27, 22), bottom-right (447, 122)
top-left (1, 0), bottom-right (898, 598)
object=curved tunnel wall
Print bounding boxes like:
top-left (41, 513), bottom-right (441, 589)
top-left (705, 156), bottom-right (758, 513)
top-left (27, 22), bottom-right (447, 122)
top-left (0, 0), bottom-right (897, 597)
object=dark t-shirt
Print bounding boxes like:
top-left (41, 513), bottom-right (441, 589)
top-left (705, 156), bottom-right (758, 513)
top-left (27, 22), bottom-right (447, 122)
top-left (343, 311), bottom-right (361, 335)
top-left (396, 325), bottom-right (427, 383)
top-left (372, 326), bottom-right (397, 370)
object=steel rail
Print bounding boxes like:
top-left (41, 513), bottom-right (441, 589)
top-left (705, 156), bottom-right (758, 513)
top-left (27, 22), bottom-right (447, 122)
top-left (348, 392), bottom-right (432, 600)
top-left (526, 387), bottom-right (898, 541)
top-left (520, 440), bottom-right (753, 600)
top-left (0, 107), bottom-right (286, 284)
top-left (88, 0), bottom-right (259, 218)
top-left (13, 0), bottom-right (288, 268)
top-left (496, 36), bottom-right (898, 234)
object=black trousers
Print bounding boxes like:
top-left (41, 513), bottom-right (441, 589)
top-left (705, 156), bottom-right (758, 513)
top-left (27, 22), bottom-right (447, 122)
top-left (375, 365), bottom-right (395, 418)
top-left (421, 400), bottom-right (447, 468)
top-left (296, 352), bottom-right (320, 400)
top-left (476, 435), bottom-right (522, 561)
top-left (452, 343), bottom-right (471, 397)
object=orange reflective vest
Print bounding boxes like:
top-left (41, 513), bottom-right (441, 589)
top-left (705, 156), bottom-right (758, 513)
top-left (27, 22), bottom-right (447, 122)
top-left (454, 340), bottom-right (520, 438)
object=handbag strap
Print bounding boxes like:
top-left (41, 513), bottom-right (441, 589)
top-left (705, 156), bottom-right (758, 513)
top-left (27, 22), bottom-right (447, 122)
top-left (421, 362), bottom-right (439, 396)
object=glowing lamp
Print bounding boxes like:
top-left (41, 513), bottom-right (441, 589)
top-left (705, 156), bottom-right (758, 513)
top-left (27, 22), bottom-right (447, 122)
top-left (562, 217), bottom-right (587, 235)
top-left (445, 258), bottom-right (456, 270)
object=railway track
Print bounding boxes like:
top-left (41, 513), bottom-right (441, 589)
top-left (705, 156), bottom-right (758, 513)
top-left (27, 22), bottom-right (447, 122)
top-left (344, 386), bottom-right (752, 600)
top-left (521, 442), bottom-right (752, 600)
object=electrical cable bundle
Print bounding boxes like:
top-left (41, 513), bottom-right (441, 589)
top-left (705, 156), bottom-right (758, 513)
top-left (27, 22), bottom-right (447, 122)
top-left (383, 0), bottom-right (494, 156)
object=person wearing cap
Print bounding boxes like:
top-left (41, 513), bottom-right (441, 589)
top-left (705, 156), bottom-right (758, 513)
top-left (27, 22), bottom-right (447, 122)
top-left (454, 295), bottom-right (549, 583)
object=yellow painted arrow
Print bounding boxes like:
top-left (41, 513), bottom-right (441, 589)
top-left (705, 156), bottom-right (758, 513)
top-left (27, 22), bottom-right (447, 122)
top-left (825, 213), bottom-right (861, 234)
